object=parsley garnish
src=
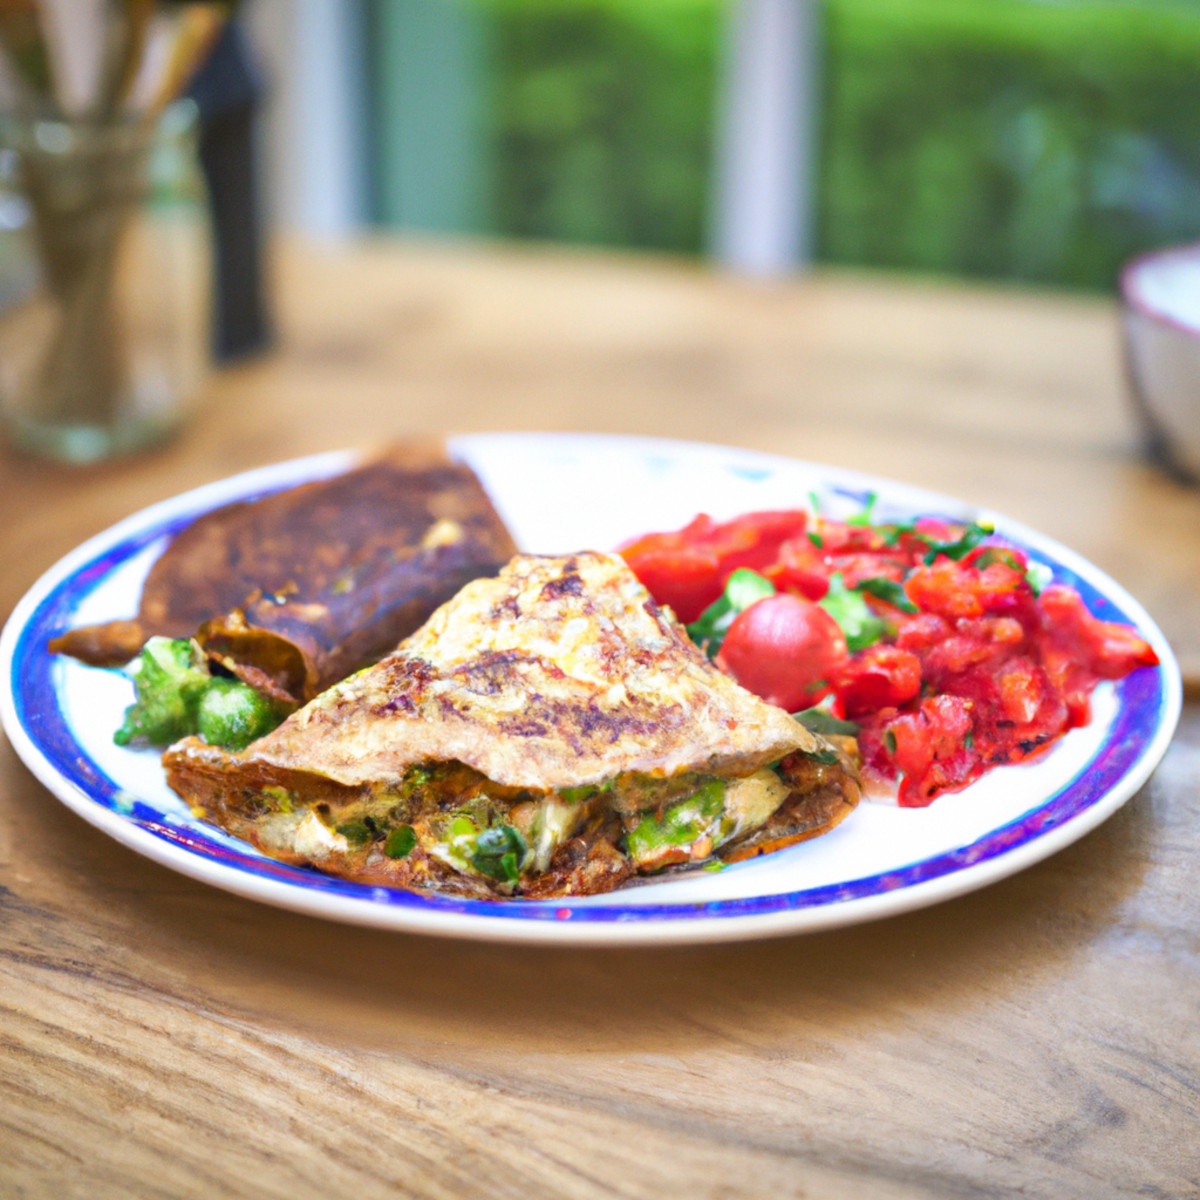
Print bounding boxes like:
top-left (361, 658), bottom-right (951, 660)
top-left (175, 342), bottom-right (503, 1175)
top-left (792, 707), bottom-right (861, 737)
top-left (856, 577), bottom-right (918, 614)
top-left (686, 568), bottom-right (776, 657)
top-left (385, 825), bottom-right (417, 859)
top-left (921, 521), bottom-right (995, 564)
top-left (819, 573), bottom-right (886, 651)
top-left (846, 491), bottom-right (879, 527)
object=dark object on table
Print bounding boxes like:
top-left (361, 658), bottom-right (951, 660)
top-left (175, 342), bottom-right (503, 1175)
top-left (50, 443), bottom-right (519, 703)
top-left (186, 21), bottom-right (272, 362)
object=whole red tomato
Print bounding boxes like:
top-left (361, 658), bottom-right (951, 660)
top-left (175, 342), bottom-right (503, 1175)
top-left (715, 593), bottom-right (848, 711)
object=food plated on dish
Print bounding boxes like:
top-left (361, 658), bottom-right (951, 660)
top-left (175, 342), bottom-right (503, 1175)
top-left (0, 435), bottom-right (1181, 943)
top-left (163, 552), bottom-right (859, 899)
top-left (620, 504), bottom-right (1159, 807)
top-left (51, 443), bottom-right (517, 707)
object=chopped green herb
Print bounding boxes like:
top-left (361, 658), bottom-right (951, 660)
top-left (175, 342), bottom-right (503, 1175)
top-left (921, 521), bottom-right (995, 564)
top-left (847, 491), bottom-right (879, 527)
top-left (262, 785), bottom-right (294, 813)
top-left (626, 780), bottom-right (725, 862)
top-left (819, 574), bottom-right (887, 652)
top-left (1025, 561), bottom-right (1053, 595)
top-left (879, 521), bottom-right (915, 547)
top-left (807, 530), bottom-right (824, 549)
top-left (385, 825), bottom-right (417, 859)
top-left (724, 569), bottom-right (776, 611)
top-left (558, 785), bottom-right (596, 804)
top-left (792, 707), bottom-right (861, 737)
top-left (449, 815), bottom-right (477, 840)
top-left (402, 766), bottom-right (433, 796)
top-left (884, 729), bottom-right (898, 755)
top-left (856, 577), bottom-right (919, 614)
top-left (686, 568), bottom-right (776, 657)
top-left (335, 819), bottom-right (373, 847)
top-left (470, 825), bottom-right (527, 884)
top-left (973, 547), bottom-right (1024, 572)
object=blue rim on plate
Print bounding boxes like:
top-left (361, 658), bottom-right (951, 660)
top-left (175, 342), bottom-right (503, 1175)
top-left (0, 435), bottom-right (1182, 944)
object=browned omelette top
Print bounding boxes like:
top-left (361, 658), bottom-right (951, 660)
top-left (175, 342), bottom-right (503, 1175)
top-left (172, 552), bottom-right (818, 792)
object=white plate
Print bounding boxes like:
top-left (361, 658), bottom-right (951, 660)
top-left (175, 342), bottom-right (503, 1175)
top-left (0, 434), bottom-right (1181, 944)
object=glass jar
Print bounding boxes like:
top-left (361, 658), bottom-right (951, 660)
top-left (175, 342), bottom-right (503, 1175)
top-left (0, 101), bottom-right (210, 463)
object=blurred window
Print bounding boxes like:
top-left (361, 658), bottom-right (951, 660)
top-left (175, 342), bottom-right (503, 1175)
top-left (819, 0), bottom-right (1200, 290)
top-left (366, 0), bottom-right (720, 255)
top-left (360, 0), bottom-right (1200, 290)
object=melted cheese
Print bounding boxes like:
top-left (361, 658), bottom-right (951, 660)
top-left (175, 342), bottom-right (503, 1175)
top-left (257, 810), bottom-right (349, 860)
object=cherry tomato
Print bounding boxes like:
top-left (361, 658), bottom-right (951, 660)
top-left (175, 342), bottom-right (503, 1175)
top-left (715, 593), bottom-right (848, 711)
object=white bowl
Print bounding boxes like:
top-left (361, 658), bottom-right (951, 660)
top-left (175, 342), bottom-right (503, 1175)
top-left (1121, 243), bottom-right (1200, 483)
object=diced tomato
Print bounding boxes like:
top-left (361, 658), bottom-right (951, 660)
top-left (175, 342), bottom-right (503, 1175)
top-left (911, 516), bottom-right (963, 544)
top-left (1036, 585), bottom-right (1159, 679)
top-left (883, 695), bottom-right (980, 807)
top-left (715, 593), bottom-right (848, 711)
top-left (894, 612), bottom-right (952, 653)
top-left (619, 510), bottom-right (809, 622)
top-left (829, 553), bottom-right (909, 589)
top-left (621, 504), bottom-right (1160, 807)
top-left (962, 544), bottom-right (1030, 573)
top-left (919, 618), bottom-right (1022, 687)
top-left (835, 645), bottom-right (922, 716)
top-left (904, 557), bottom-right (1032, 621)
top-left (619, 545), bottom-right (723, 623)
top-left (715, 510), bottom-right (811, 572)
top-left (812, 520), bottom-right (887, 554)
top-left (996, 663), bottom-right (1043, 724)
top-left (764, 535), bottom-right (830, 601)
top-left (1036, 641), bottom-right (1096, 729)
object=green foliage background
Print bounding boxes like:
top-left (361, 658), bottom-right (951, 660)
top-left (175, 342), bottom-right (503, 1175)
top-left (819, 0), bottom-right (1200, 289)
top-left (479, 0), bottom-right (721, 254)
top-left (380, 0), bottom-right (1200, 291)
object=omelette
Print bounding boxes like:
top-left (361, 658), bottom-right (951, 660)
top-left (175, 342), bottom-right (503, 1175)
top-left (163, 552), bottom-right (860, 899)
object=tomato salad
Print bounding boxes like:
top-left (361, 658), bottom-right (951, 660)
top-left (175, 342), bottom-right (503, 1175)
top-left (619, 504), bottom-right (1159, 806)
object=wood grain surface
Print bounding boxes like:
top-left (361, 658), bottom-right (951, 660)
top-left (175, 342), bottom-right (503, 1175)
top-left (2, 238), bottom-right (1198, 1199)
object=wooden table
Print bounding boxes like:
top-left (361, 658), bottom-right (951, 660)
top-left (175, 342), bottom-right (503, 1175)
top-left (3, 239), bottom-right (1198, 1198)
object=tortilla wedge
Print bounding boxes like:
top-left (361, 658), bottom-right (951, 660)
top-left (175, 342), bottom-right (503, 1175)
top-left (164, 552), bottom-right (860, 898)
top-left (50, 443), bottom-right (517, 705)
